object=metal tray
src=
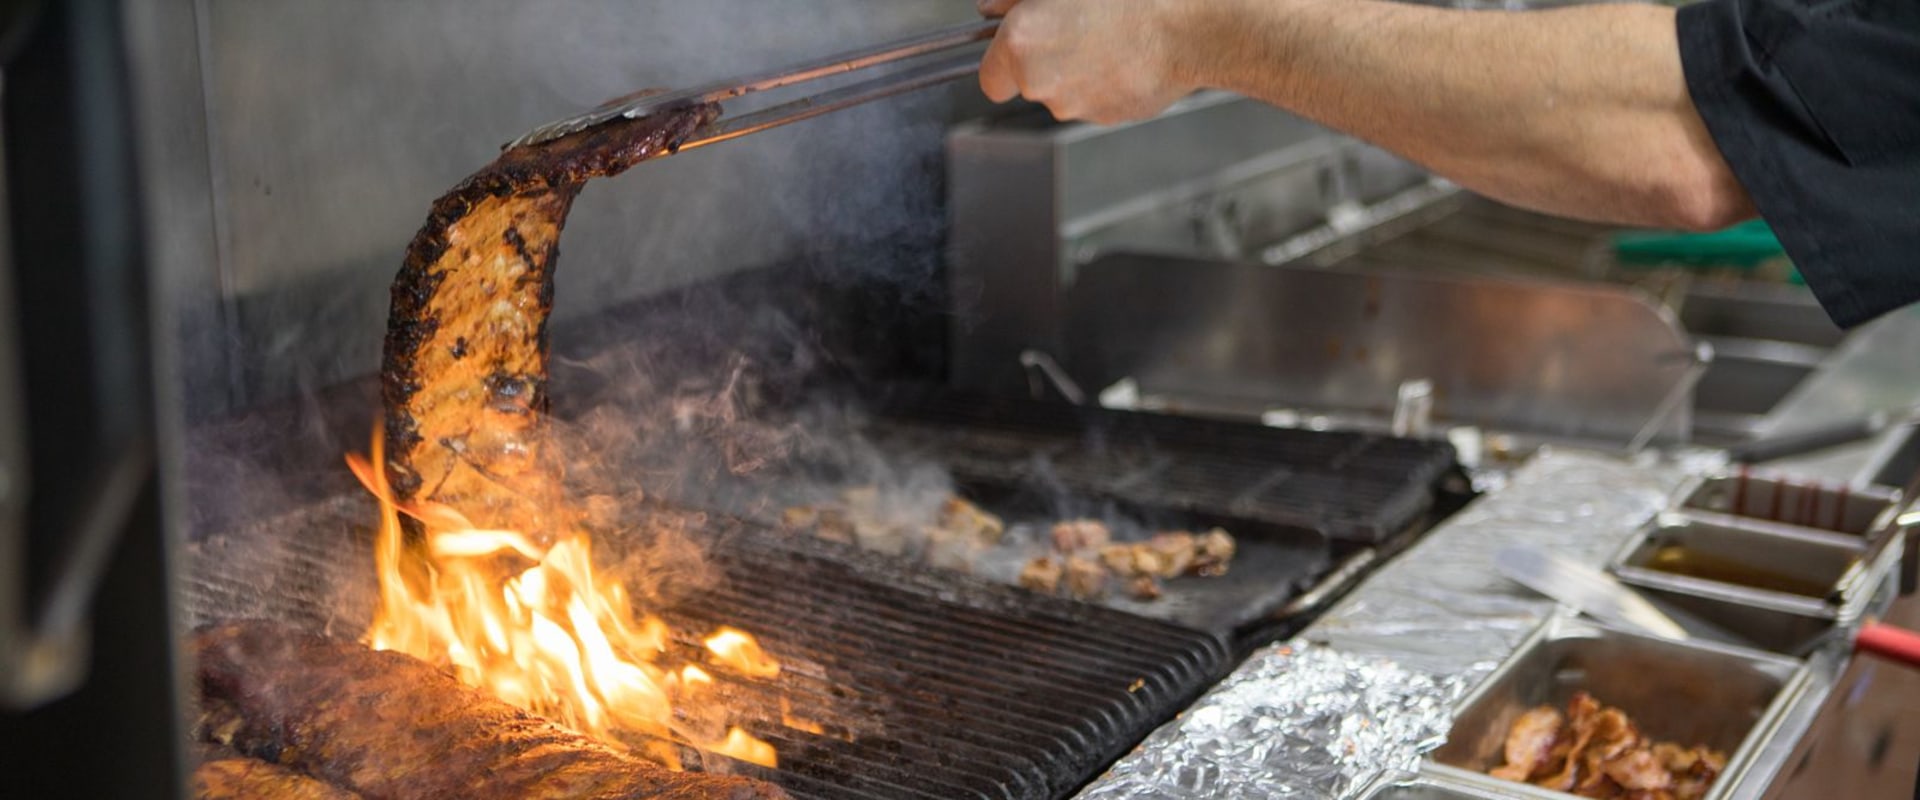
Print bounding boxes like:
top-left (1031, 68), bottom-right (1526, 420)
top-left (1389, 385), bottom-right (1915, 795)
top-left (1679, 472), bottom-right (1898, 539)
top-left (1611, 513), bottom-right (1866, 610)
top-left (1430, 617), bottom-right (1808, 800)
top-left (1627, 573), bottom-right (1838, 656)
top-left (1356, 772), bottom-right (1536, 799)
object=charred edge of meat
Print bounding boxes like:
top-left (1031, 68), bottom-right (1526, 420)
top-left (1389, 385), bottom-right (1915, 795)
top-left (193, 621), bottom-right (788, 800)
top-left (192, 748), bottom-right (364, 800)
top-left (380, 105), bottom-right (718, 500)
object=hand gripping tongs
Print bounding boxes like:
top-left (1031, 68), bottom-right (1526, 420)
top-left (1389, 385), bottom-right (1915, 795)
top-left (506, 20), bottom-right (999, 151)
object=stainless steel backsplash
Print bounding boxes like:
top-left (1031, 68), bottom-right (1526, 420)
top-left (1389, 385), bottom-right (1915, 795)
top-left (129, 0), bottom-right (976, 420)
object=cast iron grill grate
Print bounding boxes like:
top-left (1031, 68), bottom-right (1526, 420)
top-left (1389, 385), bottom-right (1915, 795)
top-left (863, 386), bottom-right (1457, 543)
top-left (182, 497), bottom-right (1230, 800)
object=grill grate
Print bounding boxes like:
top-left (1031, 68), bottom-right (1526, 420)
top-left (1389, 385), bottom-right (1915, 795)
top-left (183, 497), bottom-right (1229, 800)
top-left (864, 386), bottom-right (1457, 543)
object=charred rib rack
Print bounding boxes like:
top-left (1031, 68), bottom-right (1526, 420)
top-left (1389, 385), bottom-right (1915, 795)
top-left (382, 104), bottom-right (717, 532)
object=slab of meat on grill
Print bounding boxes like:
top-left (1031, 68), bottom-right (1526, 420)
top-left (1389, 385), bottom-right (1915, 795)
top-left (381, 103), bottom-right (718, 534)
top-left (193, 753), bottom-right (362, 800)
top-left (193, 621), bottom-right (788, 800)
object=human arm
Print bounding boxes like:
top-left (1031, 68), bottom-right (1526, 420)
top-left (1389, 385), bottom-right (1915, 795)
top-left (977, 0), bottom-right (1755, 231)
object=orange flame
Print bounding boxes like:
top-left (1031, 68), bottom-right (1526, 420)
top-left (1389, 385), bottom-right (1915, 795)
top-left (348, 430), bottom-right (779, 768)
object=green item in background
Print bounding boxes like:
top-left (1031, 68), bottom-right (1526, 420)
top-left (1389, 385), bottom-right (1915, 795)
top-left (1611, 220), bottom-right (1802, 283)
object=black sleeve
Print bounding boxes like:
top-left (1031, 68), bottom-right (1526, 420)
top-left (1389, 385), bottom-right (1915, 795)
top-left (1676, 0), bottom-right (1920, 328)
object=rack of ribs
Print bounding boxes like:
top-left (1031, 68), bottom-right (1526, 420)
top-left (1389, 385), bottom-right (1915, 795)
top-left (193, 621), bottom-right (787, 800)
top-left (381, 103), bottom-right (718, 534)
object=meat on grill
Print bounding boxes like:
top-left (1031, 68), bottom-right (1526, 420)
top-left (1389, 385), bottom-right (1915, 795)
top-left (193, 621), bottom-right (788, 800)
top-left (194, 754), bottom-right (363, 800)
top-left (381, 104), bottom-right (718, 534)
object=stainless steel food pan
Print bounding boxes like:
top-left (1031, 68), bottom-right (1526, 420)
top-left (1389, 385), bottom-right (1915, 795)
top-left (1679, 472), bottom-right (1897, 540)
top-left (1431, 617), bottom-right (1807, 800)
top-left (1356, 772), bottom-right (1538, 799)
top-left (1612, 513), bottom-right (1865, 608)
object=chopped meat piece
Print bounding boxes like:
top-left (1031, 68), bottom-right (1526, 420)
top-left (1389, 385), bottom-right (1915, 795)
top-left (1193, 528), bottom-right (1237, 575)
top-left (1019, 557), bottom-right (1064, 594)
top-left (1604, 749), bottom-right (1674, 792)
top-left (937, 497), bottom-right (1005, 544)
top-left (1051, 519), bottom-right (1111, 553)
top-left (1146, 533), bottom-right (1196, 577)
top-left (383, 105), bottom-right (717, 532)
top-left (1098, 543), bottom-right (1136, 574)
top-left (1064, 557), bottom-right (1109, 599)
top-left (194, 622), bottom-right (788, 799)
top-left (1127, 575), bottom-right (1164, 600)
top-left (1488, 706), bottom-right (1563, 782)
top-left (1130, 547), bottom-right (1169, 578)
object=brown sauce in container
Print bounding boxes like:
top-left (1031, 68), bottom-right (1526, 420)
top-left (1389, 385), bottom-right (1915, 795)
top-left (1645, 545), bottom-right (1836, 597)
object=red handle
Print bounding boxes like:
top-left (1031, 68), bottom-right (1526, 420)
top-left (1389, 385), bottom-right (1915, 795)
top-left (1855, 621), bottom-right (1920, 668)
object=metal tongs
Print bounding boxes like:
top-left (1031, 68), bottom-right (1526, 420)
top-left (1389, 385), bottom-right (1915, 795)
top-left (506, 20), bottom-right (999, 151)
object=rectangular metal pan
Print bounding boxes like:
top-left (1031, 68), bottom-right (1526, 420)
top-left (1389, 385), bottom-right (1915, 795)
top-left (1430, 616), bottom-right (1808, 800)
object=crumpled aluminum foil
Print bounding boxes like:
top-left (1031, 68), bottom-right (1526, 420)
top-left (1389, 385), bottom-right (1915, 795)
top-left (1079, 642), bottom-right (1465, 799)
top-left (1307, 448), bottom-right (1693, 681)
top-left (1078, 449), bottom-right (1697, 799)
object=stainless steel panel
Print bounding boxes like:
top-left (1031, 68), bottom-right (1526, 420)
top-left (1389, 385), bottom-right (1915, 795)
top-left (1677, 282), bottom-right (1843, 350)
top-left (1432, 617), bottom-right (1805, 800)
top-left (1614, 514), bottom-right (1864, 607)
top-left (946, 93), bottom-right (1429, 396)
top-left (1060, 254), bottom-right (1697, 444)
top-left (1680, 474), bottom-right (1898, 538)
top-left (1760, 308), bottom-right (1920, 439)
top-left (156, 0), bottom-right (976, 415)
top-left (1872, 424), bottom-right (1920, 488)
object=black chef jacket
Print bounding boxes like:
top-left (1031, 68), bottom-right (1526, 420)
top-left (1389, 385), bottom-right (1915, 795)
top-left (1677, 0), bottom-right (1920, 329)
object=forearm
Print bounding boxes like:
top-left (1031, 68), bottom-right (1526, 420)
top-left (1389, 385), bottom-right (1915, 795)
top-left (1168, 0), bottom-right (1753, 229)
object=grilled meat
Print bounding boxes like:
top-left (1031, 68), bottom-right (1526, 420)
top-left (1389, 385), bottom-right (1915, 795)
top-left (1487, 692), bottom-right (1726, 800)
top-left (193, 621), bottom-right (787, 800)
top-left (382, 105), bottom-right (717, 534)
top-left (1064, 556), bottom-right (1109, 600)
top-left (1097, 529), bottom-right (1239, 582)
top-left (194, 755), bottom-right (362, 800)
top-left (1050, 519), bottom-right (1111, 553)
top-left (938, 496), bottom-right (1006, 544)
top-left (1019, 556), bottom-right (1064, 594)
top-left (1488, 706), bottom-right (1562, 782)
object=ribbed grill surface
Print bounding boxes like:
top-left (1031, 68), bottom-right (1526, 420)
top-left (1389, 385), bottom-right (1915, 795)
top-left (689, 530), bottom-right (1229, 799)
top-left (183, 497), bottom-right (1229, 800)
top-left (867, 388), bottom-right (1456, 543)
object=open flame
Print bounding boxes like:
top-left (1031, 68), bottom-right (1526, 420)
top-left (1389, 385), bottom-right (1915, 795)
top-left (347, 432), bottom-right (779, 769)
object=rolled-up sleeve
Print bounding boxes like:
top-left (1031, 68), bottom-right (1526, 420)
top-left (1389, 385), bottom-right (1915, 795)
top-left (1677, 0), bottom-right (1920, 328)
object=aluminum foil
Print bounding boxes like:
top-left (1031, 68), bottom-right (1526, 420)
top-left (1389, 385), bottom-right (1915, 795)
top-left (1078, 449), bottom-right (1699, 799)
top-left (1307, 448), bottom-right (1694, 680)
top-left (1079, 642), bottom-right (1464, 799)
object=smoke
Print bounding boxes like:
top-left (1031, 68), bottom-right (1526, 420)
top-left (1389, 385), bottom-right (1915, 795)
top-left (177, 0), bottom-right (1006, 635)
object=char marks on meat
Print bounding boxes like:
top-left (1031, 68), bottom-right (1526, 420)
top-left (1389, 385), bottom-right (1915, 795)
top-left (193, 621), bottom-right (787, 800)
top-left (193, 754), bottom-right (363, 800)
top-left (381, 105), bottom-right (718, 533)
